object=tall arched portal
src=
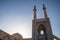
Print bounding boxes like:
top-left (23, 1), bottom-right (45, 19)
top-left (38, 25), bottom-right (47, 40)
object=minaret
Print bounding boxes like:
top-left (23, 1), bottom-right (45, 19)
top-left (43, 4), bottom-right (48, 18)
top-left (33, 5), bottom-right (37, 19)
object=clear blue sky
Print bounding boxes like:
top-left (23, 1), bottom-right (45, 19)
top-left (0, 0), bottom-right (60, 38)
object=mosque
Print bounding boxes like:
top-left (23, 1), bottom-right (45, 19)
top-left (0, 2), bottom-right (60, 40)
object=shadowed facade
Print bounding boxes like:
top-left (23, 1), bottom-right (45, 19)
top-left (32, 4), bottom-right (60, 40)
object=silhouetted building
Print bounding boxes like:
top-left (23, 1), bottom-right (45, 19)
top-left (32, 4), bottom-right (60, 40)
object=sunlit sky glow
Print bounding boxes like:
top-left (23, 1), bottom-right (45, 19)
top-left (0, 0), bottom-right (60, 38)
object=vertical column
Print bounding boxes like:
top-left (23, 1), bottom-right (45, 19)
top-left (43, 4), bottom-right (48, 18)
top-left (33, 5), bottom-right (37, 19)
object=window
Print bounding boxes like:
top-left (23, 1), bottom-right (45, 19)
top-left (40, 30), bottom-right (44, 34)
top-left (54, 38), bottom-right (56, 40)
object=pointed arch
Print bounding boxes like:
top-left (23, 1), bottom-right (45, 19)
top-left (38, 24), bottom-right (46, 34)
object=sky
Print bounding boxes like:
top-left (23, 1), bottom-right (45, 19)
top-left (0, 0), bottom-right (60, 38)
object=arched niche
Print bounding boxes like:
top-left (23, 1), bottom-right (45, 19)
top-left (37, 24), bottom-right (47, 40)
top-left (38, 24), bottom-right (46, 34)
top-left (54, 38), bottom-right (56, 40)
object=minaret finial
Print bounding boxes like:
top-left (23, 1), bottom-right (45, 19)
top-left (33, 5), bottom-right (37, 19)
top-left (43, 4), bottom-right (48, 18)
